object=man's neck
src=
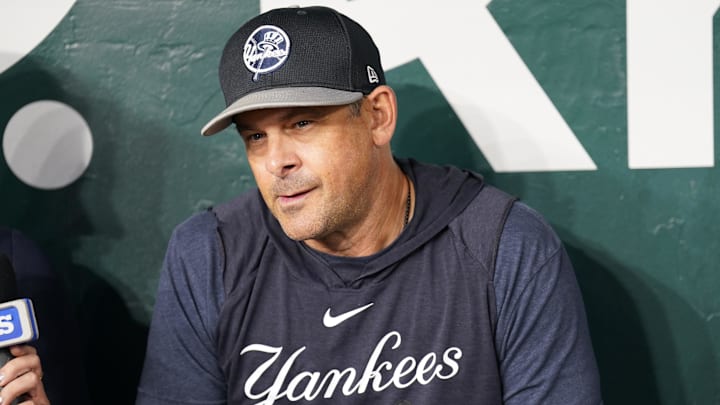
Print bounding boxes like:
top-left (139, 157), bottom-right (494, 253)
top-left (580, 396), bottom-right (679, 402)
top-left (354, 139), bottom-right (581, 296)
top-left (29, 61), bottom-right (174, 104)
top-left (304, 165), bottom-right (412, 257)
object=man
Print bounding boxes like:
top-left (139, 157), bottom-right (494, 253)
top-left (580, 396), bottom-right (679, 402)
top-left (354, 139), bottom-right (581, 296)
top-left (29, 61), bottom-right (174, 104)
top-left (137, 6), bottom-right (602, 404)
top-left (0, 228), bottom-right (57, 405)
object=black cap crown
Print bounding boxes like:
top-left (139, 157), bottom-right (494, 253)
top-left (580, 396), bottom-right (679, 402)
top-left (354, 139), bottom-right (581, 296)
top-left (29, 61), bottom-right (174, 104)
top-left (202, 6), bottom-right (386, 136)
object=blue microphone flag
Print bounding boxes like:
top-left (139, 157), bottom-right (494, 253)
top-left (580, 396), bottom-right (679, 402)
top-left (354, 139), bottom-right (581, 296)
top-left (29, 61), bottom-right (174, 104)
top-left (0, 298), bottom-right (39, 347)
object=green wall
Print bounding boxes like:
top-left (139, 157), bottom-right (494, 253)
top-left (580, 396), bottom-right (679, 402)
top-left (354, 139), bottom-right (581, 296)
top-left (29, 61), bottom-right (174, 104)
top-left (0, 1), bottom-right (718, 403)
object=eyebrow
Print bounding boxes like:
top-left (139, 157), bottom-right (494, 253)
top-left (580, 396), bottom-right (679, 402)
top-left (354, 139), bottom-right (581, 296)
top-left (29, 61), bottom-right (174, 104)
top-left (234, 121), bottom-right (255, 133)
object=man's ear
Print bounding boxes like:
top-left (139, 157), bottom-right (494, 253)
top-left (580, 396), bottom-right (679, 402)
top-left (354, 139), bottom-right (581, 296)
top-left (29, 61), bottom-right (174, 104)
top-left (365, 85), bottom-right (398, 146)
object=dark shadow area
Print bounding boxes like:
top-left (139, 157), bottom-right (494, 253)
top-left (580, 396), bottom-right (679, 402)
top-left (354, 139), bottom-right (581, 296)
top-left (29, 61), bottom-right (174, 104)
top-left (565, 238), bottom-right (719, 404)
top-left (73, 266), bottom-right (149, 405)
top-left (563, 241), bottom-right (665, 404)
top-left (1, 59), bottom-right (152, 404)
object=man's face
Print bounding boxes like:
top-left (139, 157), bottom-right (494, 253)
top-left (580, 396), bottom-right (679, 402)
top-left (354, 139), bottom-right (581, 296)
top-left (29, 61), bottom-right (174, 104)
top-left (234, 102), bottom-right (380, 242)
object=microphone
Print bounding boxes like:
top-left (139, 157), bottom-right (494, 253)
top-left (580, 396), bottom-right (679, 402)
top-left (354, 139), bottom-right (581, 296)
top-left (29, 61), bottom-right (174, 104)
top-left (0, 254), bottom-right (40, 404)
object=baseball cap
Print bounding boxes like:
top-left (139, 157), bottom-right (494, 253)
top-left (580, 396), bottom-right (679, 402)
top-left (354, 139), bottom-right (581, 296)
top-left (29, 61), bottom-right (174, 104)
top-left (201, 6), bottom-right (386, 136)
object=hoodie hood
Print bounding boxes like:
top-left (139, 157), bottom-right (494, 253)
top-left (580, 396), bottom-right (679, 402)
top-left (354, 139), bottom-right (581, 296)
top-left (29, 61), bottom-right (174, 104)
top-left (260, 158), bottom-right (486, 289)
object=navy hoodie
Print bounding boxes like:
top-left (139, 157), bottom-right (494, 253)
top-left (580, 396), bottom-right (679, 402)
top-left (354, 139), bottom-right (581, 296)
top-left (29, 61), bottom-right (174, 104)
top-left (137, 159), bottom-right (602, 404)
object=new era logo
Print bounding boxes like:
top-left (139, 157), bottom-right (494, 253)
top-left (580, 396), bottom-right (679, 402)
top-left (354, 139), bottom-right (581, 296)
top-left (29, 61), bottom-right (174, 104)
top-left (367, 65), bottom-right (379, 84)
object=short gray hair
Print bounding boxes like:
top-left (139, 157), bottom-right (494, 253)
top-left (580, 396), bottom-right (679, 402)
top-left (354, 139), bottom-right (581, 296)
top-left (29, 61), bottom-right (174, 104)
top-left (348, 98), bottom-right (364, 117)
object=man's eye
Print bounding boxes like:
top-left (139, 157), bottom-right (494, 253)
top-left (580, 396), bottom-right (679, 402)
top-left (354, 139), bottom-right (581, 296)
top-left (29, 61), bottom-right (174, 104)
top-left (244, 133), bottom-right (265, 142)
top-left (295, 120), bottom-right (311, 128)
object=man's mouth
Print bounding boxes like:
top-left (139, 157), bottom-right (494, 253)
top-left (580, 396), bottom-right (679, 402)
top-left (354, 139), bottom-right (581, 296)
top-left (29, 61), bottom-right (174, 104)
top-left (277, 188), bottom-right (313, 205)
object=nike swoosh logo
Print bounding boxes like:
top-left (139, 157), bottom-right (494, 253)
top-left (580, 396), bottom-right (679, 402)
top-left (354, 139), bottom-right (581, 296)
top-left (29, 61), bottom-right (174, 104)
top-left (323, 303), bottom-right (374, 328)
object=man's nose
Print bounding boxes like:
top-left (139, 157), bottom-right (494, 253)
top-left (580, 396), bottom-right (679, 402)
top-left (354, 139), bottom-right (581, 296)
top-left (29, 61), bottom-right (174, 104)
top-left (265, 135), bottom-right (300, 178)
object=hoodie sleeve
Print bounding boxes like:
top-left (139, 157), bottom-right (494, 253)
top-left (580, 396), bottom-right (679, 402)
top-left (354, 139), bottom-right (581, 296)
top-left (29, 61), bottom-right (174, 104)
top-left (136, 212), bottom-right (227, 405)
top-left (493, 203), bottom-right (603, 404)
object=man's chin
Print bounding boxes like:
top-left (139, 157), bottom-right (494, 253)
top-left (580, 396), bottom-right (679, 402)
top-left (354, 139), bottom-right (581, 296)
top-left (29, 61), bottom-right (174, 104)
top-left (276, 220), bottom-right (319, 242)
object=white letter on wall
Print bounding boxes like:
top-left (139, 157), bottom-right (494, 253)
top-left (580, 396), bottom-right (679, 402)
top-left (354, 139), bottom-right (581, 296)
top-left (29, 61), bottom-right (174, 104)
top-left (627, 0), bottom-right (719, 169)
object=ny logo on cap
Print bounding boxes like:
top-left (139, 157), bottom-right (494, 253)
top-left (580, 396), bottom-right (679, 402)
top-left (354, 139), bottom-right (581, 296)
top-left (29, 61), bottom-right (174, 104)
top-left (243, 25), bottom-right (291, 81)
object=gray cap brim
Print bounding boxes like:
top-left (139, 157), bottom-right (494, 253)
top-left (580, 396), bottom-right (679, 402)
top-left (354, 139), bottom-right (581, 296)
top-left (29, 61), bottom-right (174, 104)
top-left (201, 87), bottom-right (364, 136)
